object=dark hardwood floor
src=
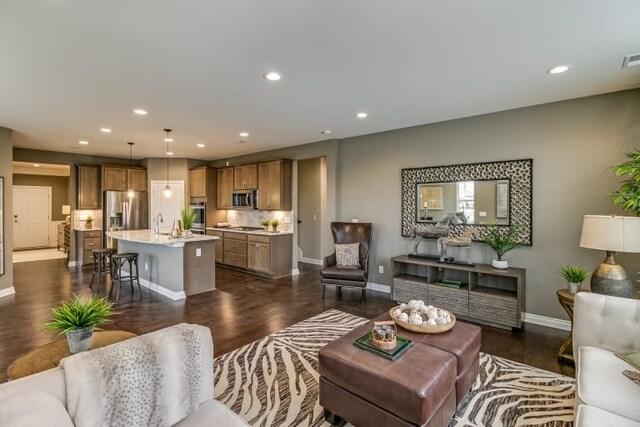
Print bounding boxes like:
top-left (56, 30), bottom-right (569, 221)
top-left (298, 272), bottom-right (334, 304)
top-left (0, 258), bottom-right (575, 383)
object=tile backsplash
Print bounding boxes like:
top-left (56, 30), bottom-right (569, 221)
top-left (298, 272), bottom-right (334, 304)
top-left (226, 210), bottom-right (293, 232)
top-left (73, 209), bottom-right (103, 230)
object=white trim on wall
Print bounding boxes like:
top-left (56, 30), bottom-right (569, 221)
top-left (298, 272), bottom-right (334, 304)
top-left (299, 257), bottom-right (323, 266)
top-left (0, 287), bottom-right (15, 298)
top-left (138, 277), bottom-right (186, 301)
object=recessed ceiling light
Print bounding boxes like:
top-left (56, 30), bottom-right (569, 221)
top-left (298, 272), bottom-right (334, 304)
top-left (263, 72), bottom-right (281, 81)
top-left (79, 140), bottom-right (89, 145)
top-left (133, 109), bottom-right (148, 115)
top-left (164, 137), bottom-right (173, 142)
top-left (356, 112), bottom-right (368, 119)
top-left (239, 132), bottom-right (249, 138)
top-left (100, 127), bottom-right (112, 133)
top-left (197, 143), bottom-right (205, 148)
top-left (321, 130), bottom-right (333, 135)
top-left (33, 163), bottom-right (40, 167)
top-left (166, 151), bottom-right (174, 156)
top-left (547, 65), bottom-right (571, 74)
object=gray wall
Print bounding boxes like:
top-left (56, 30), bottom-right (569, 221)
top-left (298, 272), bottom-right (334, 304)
top-left (0, 128), bottom-right (13, 291)
top-left (298, 158), bottom-right (322, 260)
top-left (338, 89), bottom-right (640, 319)
top-left (13, 174), bottom-right (70, 221)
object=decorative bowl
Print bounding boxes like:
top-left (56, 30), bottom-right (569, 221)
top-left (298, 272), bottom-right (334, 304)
top-left (389, 306), bottom-right (456, 334)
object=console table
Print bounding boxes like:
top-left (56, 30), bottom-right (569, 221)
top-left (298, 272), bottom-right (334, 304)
top-left (391, 255), bottom-right (526, 330)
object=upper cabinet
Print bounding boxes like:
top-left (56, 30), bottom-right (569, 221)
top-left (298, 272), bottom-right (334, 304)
top-left (217, 167), bottom-right (234, 209)
top-left (102, 166), bottom-right (146, 192)
top-left (190, 167), bottom-right (207, 198)
top-left (233, 164), bottom-right (258, 190)
top-left (77, 165), bottom-right (101, 209)
top-left (258, 160), bottom-right (292, 210)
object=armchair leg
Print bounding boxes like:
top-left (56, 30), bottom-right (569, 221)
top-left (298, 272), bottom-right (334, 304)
top-left (321, 285), bottom-right (325, 299)
top-left (361, 288), bottom-right (367, 303)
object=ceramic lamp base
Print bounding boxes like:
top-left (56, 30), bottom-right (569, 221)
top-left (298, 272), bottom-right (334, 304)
top-left (590, 251), bottom-right (632, 298)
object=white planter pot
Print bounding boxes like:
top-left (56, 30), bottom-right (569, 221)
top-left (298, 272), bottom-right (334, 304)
top-left (492, 259), bottom-right (509, 269)
top-left (67, 328), bottom-right (93, 354)
top-left (567, 282), bottom-right (581, 295)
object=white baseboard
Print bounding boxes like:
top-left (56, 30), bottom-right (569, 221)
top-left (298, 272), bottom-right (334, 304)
top-left (291, 268), bottom-right (300, 275)
top-left (367, 282), bottom-right (391, 293)
top-left (299, 257), bottom-right (323, 266)
top-left (0, 287), bottom-right (15, 298)
top-left (68, 261), bottom-right (77, 267)
top-left (138, 277), bottom-right (186, 301)
top-left (522, 312), bottom-right (571, 331)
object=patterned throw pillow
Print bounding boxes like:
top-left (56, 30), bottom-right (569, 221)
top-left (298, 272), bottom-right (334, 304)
top-left (335, 243), bottom-right (360, 267)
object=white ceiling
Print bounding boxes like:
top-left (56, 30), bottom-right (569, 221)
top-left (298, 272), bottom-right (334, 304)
top-left (1, 1), bottom-right (639, 161)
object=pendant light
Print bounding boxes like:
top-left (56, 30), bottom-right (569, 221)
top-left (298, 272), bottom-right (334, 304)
top-left (163, 129), bottom-right (173, 198)
top-left (126, 142), bottom-right (135, 198)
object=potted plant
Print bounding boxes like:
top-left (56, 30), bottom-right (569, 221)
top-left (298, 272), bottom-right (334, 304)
top-left (44, 295), bottom-right (115, 353)
top-left (181, 205), bottom-right (196, 235)
top-left (611, 149), bottom-right (640, 215)
top-left (85, 215), bottom-right (94, 229)
top-left (270, 219), bottom-right (280, 232)
top-left (484, 224), bottom-right (520, 269)
top-left (558, 265), bottom-right (589, 295)
top-left (260, 219), bottom-right (271, 231)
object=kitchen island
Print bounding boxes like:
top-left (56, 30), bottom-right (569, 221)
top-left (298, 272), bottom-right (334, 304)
top-left (106, 230), bottom-right (220, 300)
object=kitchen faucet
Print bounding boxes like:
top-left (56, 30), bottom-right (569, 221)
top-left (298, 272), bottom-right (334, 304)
top-left (154, 213), bottom-right (164, 234)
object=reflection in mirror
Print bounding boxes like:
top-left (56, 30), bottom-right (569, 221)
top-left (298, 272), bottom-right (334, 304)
top-left (417, 180), bottom-right (509, 225)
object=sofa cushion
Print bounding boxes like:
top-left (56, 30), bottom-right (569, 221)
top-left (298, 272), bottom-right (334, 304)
top-left (0, 390), bottom-right (73, 427)
top-left (320, 265), bottom-right (366, 280)
top-left (577, 346), bottom-right (640, 422)
top-left (172, 400), bottom-right (249, 427)
top-left (576, 405), bottom-right (640, 427)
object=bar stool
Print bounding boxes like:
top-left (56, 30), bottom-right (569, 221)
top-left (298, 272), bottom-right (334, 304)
top-left (110, 253), bottom-right (142, 301)
top-left (89, 248), bottom-right (116, 292)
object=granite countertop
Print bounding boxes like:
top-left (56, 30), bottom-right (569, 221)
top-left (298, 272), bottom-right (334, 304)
top-left (106, 230), bottom-right (220, 247)
top-left (205, 227), bottom-right (293, 236)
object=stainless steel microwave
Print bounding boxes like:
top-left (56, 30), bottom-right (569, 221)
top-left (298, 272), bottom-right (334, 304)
top-left (231, 190), bottom-right (258, 209)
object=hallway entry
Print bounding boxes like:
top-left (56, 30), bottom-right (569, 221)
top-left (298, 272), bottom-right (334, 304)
top-left (297, 157), bottom-right (326, 265)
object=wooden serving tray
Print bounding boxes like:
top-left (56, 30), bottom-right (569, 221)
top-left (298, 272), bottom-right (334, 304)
top-left (389, 306), bottom-right (456, 334)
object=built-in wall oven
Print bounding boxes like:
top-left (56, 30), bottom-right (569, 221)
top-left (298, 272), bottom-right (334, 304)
top-left (190, 202), bottom-right (206, 233)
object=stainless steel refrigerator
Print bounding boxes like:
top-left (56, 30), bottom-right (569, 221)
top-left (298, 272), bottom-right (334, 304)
top-left (104, 191), bottom-right (148, 249)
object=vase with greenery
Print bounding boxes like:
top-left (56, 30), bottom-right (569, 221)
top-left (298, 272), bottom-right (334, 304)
top-left (85, 215), bottom-right (94, 229)
top-left (260, 219), bottom-right (271, 231)
top-left (44, 295), bottom-right (115, 353)
top-left (558, 265), bottom-right (589, 295)
top-left (611, 149), bottom-right (640, 216)
top-left (484, 224), bottom-right (520, 269)
top-left (270, 219), bottom-right (281, 232)
top-left (180, 205), bottom-right (196, 232)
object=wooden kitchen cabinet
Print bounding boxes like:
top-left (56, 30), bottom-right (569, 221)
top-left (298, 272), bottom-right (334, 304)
top-left (258, 160), bottom-right (292, 210)
top-left (205, 229), bottom-right (223, 263)
top-left (102, 166), bottom-right (127, 191)
top-left (223, 231), bottom-right (247, 269)
top-left (190, 167), bottom-right (207, 198)
top-left (247, 235), bottom-right (271, 274)
top-left (127, 168), bottom-right (147, 192)
top-left (75, 229), bottom-right (103, 267)
top-left (233, 164), bottom-right (258, 190)
top-left (76, 165), bottom-right (101, 209)
top-left (217, 167), bottom-right (234, 209)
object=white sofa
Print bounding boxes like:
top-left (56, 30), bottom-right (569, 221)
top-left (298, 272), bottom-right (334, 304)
top-left (573, 292), bottom-right (640, 427)
top-left (0, 325), bottom-right (248, 427)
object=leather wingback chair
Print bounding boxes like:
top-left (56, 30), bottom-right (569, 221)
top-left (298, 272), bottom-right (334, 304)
top-left (320, 222), bottom-right (372, 301)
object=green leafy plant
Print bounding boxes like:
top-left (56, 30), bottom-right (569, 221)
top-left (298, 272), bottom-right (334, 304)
top-left (270, 219), bottom-right (280, 229)
top-left (44, 295), bottom-right (115, 334)
top-left (611, 149), bottom-right (640, 216)
top-left (260, 219), bottom-right (271, 228)
top-left (85, 215), bottom-right (94, 223)
top-left (558, 265), bottom-right (590, 284)
top-left (180, 205), bottom-right (196, 230)
top-left (484, 224), bottom-right (520, 261)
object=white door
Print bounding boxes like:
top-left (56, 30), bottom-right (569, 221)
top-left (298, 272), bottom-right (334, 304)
top-left (150, 181), bottom-right (185, 233)
top-left (13, 186), bottom-right (51, 249)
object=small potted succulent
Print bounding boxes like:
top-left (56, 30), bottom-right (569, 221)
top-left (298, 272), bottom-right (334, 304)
top-left (85, 215), bottom-right (94, 229)
top-left (260, 219), bottom-right (271, 231)
top-left (484, 224), bottom-right (520, 269)
top-left (44, 295), bottom-right (115, 353)
top-left (558, 266), bottom-right (589, 295)
top-left (270, 218), bottom-right (280, 232)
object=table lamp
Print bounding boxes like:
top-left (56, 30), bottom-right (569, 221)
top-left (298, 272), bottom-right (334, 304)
top-left (579, 215), bottom-right (640, 297)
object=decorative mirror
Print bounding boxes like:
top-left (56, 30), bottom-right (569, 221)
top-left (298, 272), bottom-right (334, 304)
top-left (401, 159), bottom-right (533, 245)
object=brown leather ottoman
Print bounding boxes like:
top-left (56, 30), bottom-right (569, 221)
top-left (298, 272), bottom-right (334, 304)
top-left (373, 313), bottom-right (481, 405)
top-left (319, 324), bottom-right (457, 427)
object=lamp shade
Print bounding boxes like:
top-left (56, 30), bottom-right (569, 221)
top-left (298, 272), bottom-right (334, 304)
top-left (580, 215), bottom-right (640, 253)
top-left (61, 205), bottom-right (71, 215)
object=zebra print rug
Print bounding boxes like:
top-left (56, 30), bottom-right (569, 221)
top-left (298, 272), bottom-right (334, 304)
top-left (213, 309), bottom-right (575, 427)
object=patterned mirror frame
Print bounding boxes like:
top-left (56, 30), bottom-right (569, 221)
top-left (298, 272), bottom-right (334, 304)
top-left (401, 159), bottom-right (533, 245)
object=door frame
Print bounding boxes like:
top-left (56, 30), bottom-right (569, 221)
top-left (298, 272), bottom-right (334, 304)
top-left (13, 185), bottom-right (52, 250)
top-left (149, 180), bottom-right (185, 231)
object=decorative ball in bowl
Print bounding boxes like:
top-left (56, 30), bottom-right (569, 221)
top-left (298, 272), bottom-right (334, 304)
top-left (389, 300), bottom-right (456, 334)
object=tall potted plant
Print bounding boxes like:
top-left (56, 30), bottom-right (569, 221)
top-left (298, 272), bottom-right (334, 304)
top-left (484, 224), bottom-right (520, 269)
top-left (181, 205), bottom-right (196, 234)
top-left (44, 295), bottom-right (115, 353)
top-left (558, 265), bottom-right (589, 295)
top-left (612, 149), bottom-right (640, 215)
